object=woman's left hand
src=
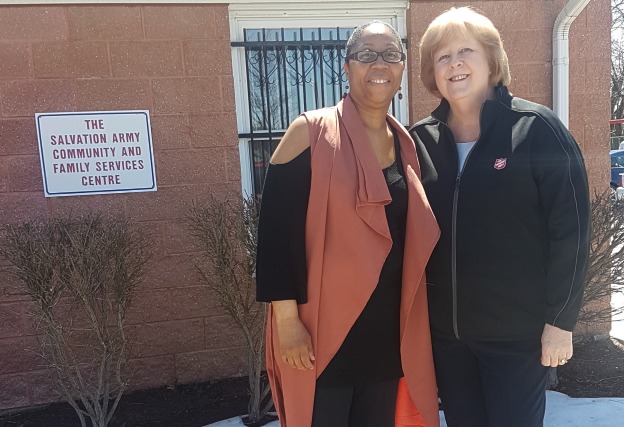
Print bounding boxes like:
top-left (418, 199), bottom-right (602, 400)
top-left (541, 323), bottom-right (573, 367)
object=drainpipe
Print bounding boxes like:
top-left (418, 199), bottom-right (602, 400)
top-left (552, 0), bottom-right (591, 128)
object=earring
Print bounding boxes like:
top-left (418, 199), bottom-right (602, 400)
top-left (343, 85), bottom-right (349, 99)
top-left (397, 86), bottom-right (403, 100)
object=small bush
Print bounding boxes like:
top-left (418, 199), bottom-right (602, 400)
top-left (188, 194), bottom-right (272, 425)
top-left (0, 214), bottom-right (151, 427)
top-left (579, 190), bottom-right (624, 329)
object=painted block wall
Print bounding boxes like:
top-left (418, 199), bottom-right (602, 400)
top-left (0, 4), bottom-right (246, 411)
top-left (0, 0), bottom-right (613, 412)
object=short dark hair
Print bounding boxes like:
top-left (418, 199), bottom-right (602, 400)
top-left (345, 20), bottom-right (403, 57)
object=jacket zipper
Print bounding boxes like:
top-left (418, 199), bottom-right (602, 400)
top-left (447, 113), bottom-right (482, 340)
top-left (451, 173), bottom-right (461, 339)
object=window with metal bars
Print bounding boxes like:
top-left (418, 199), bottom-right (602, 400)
top-left (232, 27), bottom-right (404, 198)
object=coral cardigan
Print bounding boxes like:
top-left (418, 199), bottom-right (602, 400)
top-left (265, 95), bottom-right (440, 427)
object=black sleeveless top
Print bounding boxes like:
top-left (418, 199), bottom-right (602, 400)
top-left (256, 130), bottom-right (408, 386)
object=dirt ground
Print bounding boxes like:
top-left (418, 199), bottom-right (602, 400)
top-left (1, 337), bottom-right (623, 427)
top-left (555, 336), bottom-right (624, 398)
top-left (0, 377), bottom-right (251, 427)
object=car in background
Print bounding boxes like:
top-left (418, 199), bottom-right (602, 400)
top-left (611, 150), bottom-right (624, 199)
top-left (611, 150), bottom-right (624, 187)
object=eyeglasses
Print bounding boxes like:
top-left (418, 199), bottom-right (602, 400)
top-left (346, 50), bottom-right (406, 64)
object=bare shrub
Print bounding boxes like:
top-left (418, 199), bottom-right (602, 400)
top-left (187, 194), bottom-right (272, 425)
top-left (547, 190), bottom-right (624, 389)
top-left (0, 214), bottom-right (151, 427)
top-left (578, 190), bottom-right (624, 329)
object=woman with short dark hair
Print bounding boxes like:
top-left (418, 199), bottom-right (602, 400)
top-left (256, 20), bottom-right (440, 427)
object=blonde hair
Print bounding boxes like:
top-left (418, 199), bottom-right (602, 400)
top-left (419, 7), bottom-right (511, 98)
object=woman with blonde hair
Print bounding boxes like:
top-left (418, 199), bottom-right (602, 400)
top-left (410, 7), bottom-right (590, 427)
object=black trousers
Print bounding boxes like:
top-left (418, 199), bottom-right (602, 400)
top-left (311, 378), bottom-right (399, 427)
top-left (432, 335), bottom-right (549, 427)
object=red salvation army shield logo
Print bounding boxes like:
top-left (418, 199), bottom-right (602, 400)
top-left (493, 158), bottom-right (507, 170)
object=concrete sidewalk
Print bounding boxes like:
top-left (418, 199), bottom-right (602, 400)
top-left (208, 292), bottom-right (624, 427)
top-left (207, 390), bottom-right (624, 427)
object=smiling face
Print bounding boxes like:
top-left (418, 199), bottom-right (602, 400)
top-left (433, 33), bottom-right (494, 106)
top-left (344, 23), bottom-right (405, 109)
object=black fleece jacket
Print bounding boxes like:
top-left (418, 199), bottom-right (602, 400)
top-left (410, 85), bottom-right (590, 340)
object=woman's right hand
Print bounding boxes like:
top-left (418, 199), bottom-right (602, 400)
top-left (272, 300), bottom-right (315, 371)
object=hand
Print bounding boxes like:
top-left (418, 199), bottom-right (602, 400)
top-left (541, 323), bottom-right (573, 367)
top-left (275, 316), bottom-right (315, 371)
top-left (271, 300), bottom-right (315, 371)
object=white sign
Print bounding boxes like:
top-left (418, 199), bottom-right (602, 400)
top-left (36, 111), bottom-right (157, 197)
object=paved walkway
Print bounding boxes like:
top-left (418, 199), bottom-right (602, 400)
top-left (209, 293), bottom-right (624, 427)
top-left (207, 391), bottom-right (624, 427)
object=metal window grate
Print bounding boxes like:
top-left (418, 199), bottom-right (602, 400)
top-left (232, 27), bottom-right (403, 198)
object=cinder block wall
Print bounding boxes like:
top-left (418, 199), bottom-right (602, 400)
top-left (0, 5), bottom-right (246, 411)
top-left (408, 0), bottom-right (612, 336)
top-left (0, 0), bottom-right (613, 413)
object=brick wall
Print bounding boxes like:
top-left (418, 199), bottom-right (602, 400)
top-left (408, 0), bottom-right (611, 191)
top-left (0, 4), bottom-right (246, 410)
top-left (0, 0), bottom-right (613, 413)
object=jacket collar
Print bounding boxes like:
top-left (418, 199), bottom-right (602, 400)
top-left (431, 84), bottom-right (512, 128)
top-left (336, 95), bottom-right (392, 209)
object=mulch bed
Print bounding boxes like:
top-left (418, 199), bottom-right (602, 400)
top-left (1, 337), bottom-right (623, 427)
top-left (0, 377), bottom-right (251, 427)
top-left (555, 336), bottom-right (624, 398)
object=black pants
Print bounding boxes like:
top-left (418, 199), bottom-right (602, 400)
top-left (311, 378), bottom-right (399, 427)
top-left (432, 335), bottom-right (549, 427)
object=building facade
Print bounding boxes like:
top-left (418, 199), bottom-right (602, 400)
top-left (0, 0), bottom-right (611, 410)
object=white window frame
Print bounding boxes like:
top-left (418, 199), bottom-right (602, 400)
top-left (230, 1), bottom-right (410, 196)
